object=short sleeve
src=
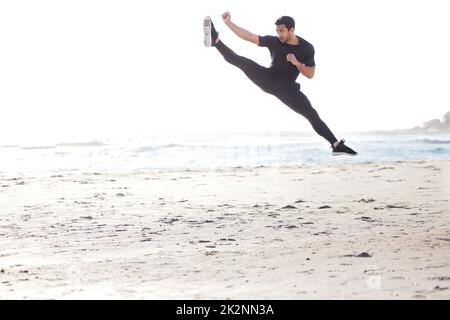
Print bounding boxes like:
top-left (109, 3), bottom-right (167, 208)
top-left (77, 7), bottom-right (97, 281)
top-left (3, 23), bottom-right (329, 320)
top-left (304, 45), bottom-right (316, 67)
top-left (258, 35), bottom-right (276, 48)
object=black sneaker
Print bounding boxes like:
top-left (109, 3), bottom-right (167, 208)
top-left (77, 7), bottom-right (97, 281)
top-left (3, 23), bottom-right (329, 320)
top-left (332, 139), bottom-right (358, 156)
top-left (203, 15), bottom-right (218, 47)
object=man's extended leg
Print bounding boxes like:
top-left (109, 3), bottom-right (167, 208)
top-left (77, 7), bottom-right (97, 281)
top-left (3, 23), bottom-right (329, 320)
top-left (204, 16), bottom-right (275, 93)
top-left (215, 41), bottom-right (276, 93)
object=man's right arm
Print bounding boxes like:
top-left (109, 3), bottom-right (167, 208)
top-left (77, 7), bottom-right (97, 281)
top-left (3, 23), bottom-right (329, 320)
top-left (222, 12), bottom-right (259, 45)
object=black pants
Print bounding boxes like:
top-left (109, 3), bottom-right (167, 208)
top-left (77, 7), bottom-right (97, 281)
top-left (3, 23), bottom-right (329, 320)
top-left (216, 41), bottom-right (337, 145)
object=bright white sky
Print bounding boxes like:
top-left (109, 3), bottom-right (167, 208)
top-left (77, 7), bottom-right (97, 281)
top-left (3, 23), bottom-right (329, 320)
top-left (1, 0), bottom-right (449, 144)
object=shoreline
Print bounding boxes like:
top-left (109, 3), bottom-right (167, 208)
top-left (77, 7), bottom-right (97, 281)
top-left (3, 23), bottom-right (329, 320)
top-left (2, 158), bottom-right (449, 178)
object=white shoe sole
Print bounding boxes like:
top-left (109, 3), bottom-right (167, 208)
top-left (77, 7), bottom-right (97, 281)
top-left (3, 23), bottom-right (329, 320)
top-left (203, 16), bottom-right (212, 47)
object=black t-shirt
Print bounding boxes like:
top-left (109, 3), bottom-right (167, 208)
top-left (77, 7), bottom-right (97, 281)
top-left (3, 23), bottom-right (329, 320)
top-left (258, 35), bottom-right (315, 82)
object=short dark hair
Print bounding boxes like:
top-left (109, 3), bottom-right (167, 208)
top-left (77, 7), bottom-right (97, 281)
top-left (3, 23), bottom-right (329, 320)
top-left (275, 16), bottom-right (295, 30)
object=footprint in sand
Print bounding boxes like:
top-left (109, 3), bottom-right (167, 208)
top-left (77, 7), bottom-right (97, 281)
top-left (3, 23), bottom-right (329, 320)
top-left (423, 165), bottom-right (441, 171)
top-left (433, 286), bottom-right (449, 291)
top-left (158, 217), bottom-right (179, 225)
top-left (187, 219), bottom-right (215, 225)
top-left (341, 252), bottom-right (372, 258)
top-left (428, 276), bottom-right (450, 281)
top-left (369, 166), bottom-right (395, 173)
top-left (357, 216), bottom-right (374, 222)
top-left (386, 204), bottom-right (410, 209)
top-left (357, 198), bottom-right (376, 203)
top-left (374, 204), bottom-right (410, 210)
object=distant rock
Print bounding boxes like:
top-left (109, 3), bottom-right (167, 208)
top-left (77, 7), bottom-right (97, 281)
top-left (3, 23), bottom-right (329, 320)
top-left (400, 111), bottom-right (450, 133)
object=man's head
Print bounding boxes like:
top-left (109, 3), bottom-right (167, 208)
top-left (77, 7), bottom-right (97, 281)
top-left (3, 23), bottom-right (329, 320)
top-left (275, 16), bottom-right (295, 43)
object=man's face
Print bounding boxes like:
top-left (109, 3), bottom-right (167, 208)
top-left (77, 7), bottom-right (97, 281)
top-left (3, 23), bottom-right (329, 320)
top-left (276, 24), bottom-right (294, 43)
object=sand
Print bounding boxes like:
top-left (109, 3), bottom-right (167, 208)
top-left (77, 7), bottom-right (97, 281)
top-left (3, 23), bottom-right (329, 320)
top-left (0, 160), bottom-right (449, 299)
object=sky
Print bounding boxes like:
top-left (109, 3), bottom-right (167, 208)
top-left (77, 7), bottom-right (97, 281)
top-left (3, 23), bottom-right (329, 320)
top-left (1, 0), bottom-right (450, 144)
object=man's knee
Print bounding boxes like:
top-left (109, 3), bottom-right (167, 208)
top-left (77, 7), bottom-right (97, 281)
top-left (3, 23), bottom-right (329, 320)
top-left (295, 100), bottom-right (322, 123)
top-left (278, 93), bottom-right (313, 115)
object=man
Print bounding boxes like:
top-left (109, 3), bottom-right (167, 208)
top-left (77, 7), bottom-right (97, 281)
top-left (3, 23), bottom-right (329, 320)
top-left (203, 12), bottom-right (358, 156)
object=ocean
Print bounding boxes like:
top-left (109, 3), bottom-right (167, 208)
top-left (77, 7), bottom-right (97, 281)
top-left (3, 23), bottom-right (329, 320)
top-left (1, 131), bottom-right (450, 175)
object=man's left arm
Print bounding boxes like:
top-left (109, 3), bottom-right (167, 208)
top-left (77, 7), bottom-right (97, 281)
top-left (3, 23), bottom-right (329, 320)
top-left (286, 54), bottom-right (315, 79)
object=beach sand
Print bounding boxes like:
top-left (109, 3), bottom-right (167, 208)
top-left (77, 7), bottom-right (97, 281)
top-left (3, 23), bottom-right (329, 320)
top-left (0, 160), bottom-right (449, 299)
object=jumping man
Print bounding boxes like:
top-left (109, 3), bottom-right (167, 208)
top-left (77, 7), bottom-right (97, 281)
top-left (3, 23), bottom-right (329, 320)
top-left (203, 12), bottom-right (358, 156)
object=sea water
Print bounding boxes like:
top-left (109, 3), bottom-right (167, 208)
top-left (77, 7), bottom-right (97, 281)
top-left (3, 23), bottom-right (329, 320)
top-left (1, 131), bottom-right (450, 175)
